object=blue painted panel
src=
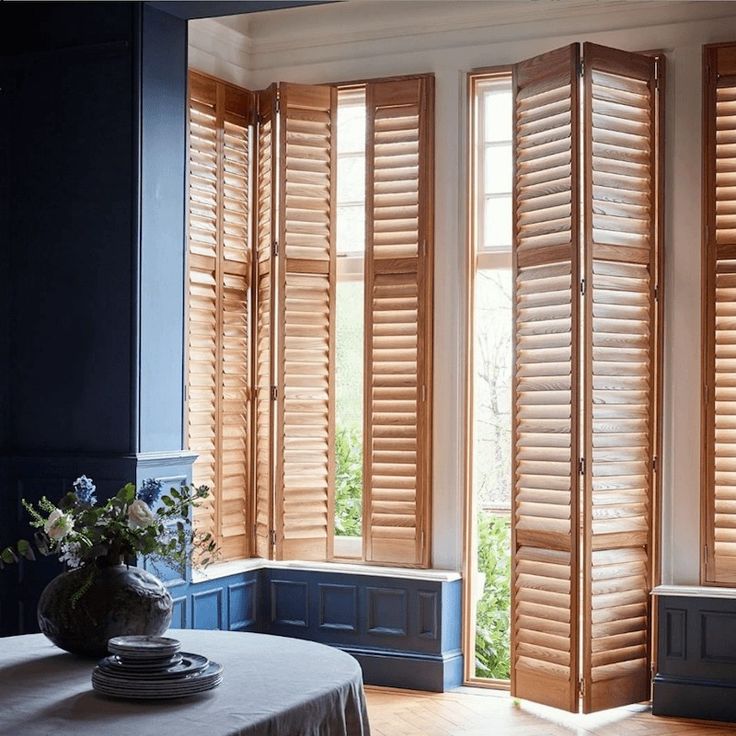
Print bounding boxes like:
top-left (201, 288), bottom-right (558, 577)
top-left (417, 591), bottom-right (439, 640)
top-left (138, 5), bottom-right (188, 453)
top-left (367, 587), bottom-right (408, 637)
top-left (192, 588), bottom-right (224, 630)
top-left (171, 596), bottom-right (188, 628)
top-left (229, 580), bottom-right (257, 630)
top-left (319, 583), bottom-right (358, 633)
top-left (270, 579), bottom-right (309, 628)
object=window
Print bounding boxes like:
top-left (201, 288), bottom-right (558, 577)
top-left (702, 42), bottom-right (736, 585)
top-left (466, 71), bottom-right (513, 685)
top-left (466, 44), bottom-right (664, 711)
top-left (186, 72), bottom-right (434, 568)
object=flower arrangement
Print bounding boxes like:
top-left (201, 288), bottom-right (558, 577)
top-left (0, 476), bottom-right (219, 573)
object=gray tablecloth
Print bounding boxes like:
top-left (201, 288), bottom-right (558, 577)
top-left (0, 629), bottom-right (370, 736)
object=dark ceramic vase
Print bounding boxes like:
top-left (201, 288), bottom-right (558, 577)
top-left (37, 562), bottom-right (173, 657)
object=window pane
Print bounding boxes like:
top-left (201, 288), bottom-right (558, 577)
top-left (484, 143), bottom-right (512, 195)
top-left (483, 196), bottom-right (512, 249)
top-left (337, 204), bottom-right (365, 255)
top-left (338, 155), bottom-right (365, 204)
top-left (337, 100), bottom-right (366, 153)
top-left (335, 277), bottom-right (364, 542)
top-left (483, 89), bottom-right (512, 142)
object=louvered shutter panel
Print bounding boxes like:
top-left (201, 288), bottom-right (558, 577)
top-left (510, 44), bottom-right (581, 713)
top-left (581, 43), bottom-right (658, 713)
top-left (187, 71), bottom-right (254, 561)
top-left (704, 44), bottom-right (736, 584)
top-left (274, 83), bottom-right (336, 560)
top-left (254, 85), bottom-right (278, 559)
top-left (363, 76), bottom-right (434, 567)
top-left (188, 74), bottom-right (219, 544)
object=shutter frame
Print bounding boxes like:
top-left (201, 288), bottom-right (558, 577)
top-left (363, 75), bottom-right (434, 568)
top-left (581, 42), bottom-right (658, 713)
top-left (253, 84), bottom-right (278, 559)
top-left (510, 43), bottom-right (581, 713)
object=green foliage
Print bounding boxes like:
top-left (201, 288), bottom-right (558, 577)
top-left (474, 513), bottom-right (511, 680)
top-left (335, 425), bottom-right (363, 537)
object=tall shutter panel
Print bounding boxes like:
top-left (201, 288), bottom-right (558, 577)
top-left (363, 76), bottom-right (434, 567)
top-left (510, 44), bottom-right (581, 713)
top-left (274, 83), bottom-right (336, 560)
top-left (704, 44), bottom-right (736, 584)
top-left (254, 85), bottom-right (277, 559)
top-left (188, 74), bottom-right (219, 544)
top-left (581, 43), bottom-right (657, 713)
top-left (187, 71), bottom-right (254, 560)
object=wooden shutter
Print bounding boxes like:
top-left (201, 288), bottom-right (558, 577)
top-left (510, 44), bottom-right (581, 713)
top-left (274, 83), bottom-right (337, 560)
top-left (186, 71), bottom-right (254, 560)
top-left (253, 85), bottom-right (277, 559)
top-left (363, 76), bottom-right (434, 567)
top-left (704, 43), bottom-right (736, 584)
top-left (581, 42), bottom-right (658, 713)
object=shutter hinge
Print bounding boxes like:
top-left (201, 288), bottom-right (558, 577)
top-left (421, 384), bottom-right (427, 402)
top-left (578, 678), bottom-right (585, 697)
top-left (652, 456), bottom-right (657, 472)
top-left (580, 278), bottom-right (586, 296)
top-left (274, 95), bottom-right (281, 115)
top-left (579, 457), bottom-right (586, 475)
top-left (272, 240), bottom-right (279, 258)
top-left (270, 529), bottom-right (277, 548)
top-left (420, 239), bottom-right (427, 257)
top-left (654, 283), bottom-right (659, 302)
top-left (271, 385), bottom-right (278, 402)
top-left (579, 59), bottom-right (585, 78)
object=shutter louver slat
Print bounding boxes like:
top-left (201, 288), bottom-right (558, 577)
top-left (511, 43), bottom-right (580, 713)
top-left (276, 83), bottom-right (336, 561)
top-left (364, 76), bottom-right (433, 567)
top-left (582, 43), bottom-right (657, 713)
top-left (187, 72), bottom-right (254, 561)
top-left (705, 44), bottom-right (736, 583)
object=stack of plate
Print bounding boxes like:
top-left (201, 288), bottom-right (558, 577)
top-left (91, 635), bottom-right (223, 700)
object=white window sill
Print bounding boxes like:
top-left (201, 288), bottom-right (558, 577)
top-left (653, 584), bottom-right (736, 599)
top-left (192, 557), bottom-right (461, 584)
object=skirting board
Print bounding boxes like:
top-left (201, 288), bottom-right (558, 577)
top-left (653, 675), bottom-right (736, 723)
top-left (344, 646), bottom-right (463, 692)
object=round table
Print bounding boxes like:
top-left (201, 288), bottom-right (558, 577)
top-left (0, 629), bottom-right (370, 736)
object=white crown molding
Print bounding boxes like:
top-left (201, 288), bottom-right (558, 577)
top-left (213, 0), bottom-right (703, 56)
top-left (188, 16), bottom-right (253, 67)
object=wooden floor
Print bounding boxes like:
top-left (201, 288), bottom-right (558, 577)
top-left (364, 687), bottom-right (736, 735)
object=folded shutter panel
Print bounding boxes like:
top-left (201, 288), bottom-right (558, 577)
top-left (581, 42), bottom-right (658, 713)
top-left (510, 44), bottom-right (581, 713)
top-left (187, 72), bottom-right (254, 560)
top-left (704, 44), bottom-right (736, 583)
top-left (364, 76), bottom-right (434, 567)
top-left (219, 83), bottom-right (254, 560)
top-left (254, 85), bottom-right (277, 559)
top-left (188, 73), bottom-right (219, 544)
top-left (275, 83), bottom-right (336, 560)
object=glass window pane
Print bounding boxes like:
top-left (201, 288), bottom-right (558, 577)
top-left (484, 143), bottom-right (512, 195)
top-left (337, 204), bottom-right (365, 255)
top-left (338, 155), bottom-right (365, 204)
top-left (483, 89), bottom-right (512, 142)
top-left (337, 101), bottom-right (366, 153)
top-left (483, 196), bottom-right (512, 250)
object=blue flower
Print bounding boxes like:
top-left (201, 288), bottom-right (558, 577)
top-left (73, 475), bottom-right (97, 505)
top-left (139, 478), bottom-right (163, 506)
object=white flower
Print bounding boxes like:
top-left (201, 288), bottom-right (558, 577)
top-left (44, 509), bottom-right (73, 541)
top-left (59, 541), bottom-right (82, 569)
top-left (127, 499), bottom-right (156, 529)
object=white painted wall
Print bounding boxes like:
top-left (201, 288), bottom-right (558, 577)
top-left (190, 2), bottom-right (736, 579)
